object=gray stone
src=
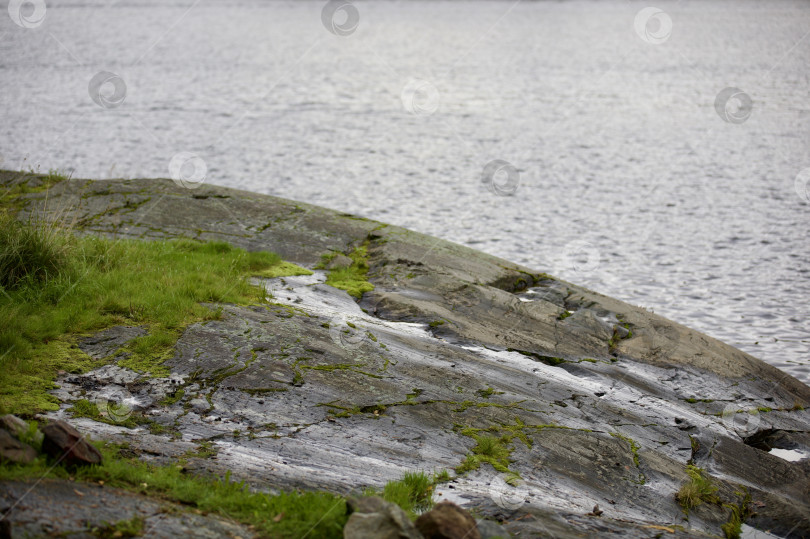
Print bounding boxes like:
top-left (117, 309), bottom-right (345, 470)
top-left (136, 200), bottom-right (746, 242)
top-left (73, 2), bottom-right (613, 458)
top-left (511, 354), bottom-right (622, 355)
top-left (0, 429), bottom-right (37, 464)
top-left (326, 254), bottom-right (354, 270)
top-left (0, 414), bottom-right (29, 439)
top-left (343, 496), bottom-right (422, 539)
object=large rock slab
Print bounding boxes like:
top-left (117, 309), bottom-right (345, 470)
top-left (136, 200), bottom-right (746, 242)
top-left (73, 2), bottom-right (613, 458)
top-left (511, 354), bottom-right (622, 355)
top-left (3, 170), bottom-right (810, 538)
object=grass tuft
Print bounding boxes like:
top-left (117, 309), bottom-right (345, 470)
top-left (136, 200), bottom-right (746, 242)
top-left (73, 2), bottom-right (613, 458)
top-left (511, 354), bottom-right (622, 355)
top-left (363, 470), bottom-right (437, 517)
top-left (676, 464), bottom-right (719, 509)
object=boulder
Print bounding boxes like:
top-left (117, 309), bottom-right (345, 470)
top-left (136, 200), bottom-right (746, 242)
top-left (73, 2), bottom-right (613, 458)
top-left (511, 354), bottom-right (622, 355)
top-left (0, 429), bottom-right (37, 464)
top-left (41, 421), bottom-right (102, 467)
top-left (415, 501), bottom-right (481, 539)
top-left (343, 496), bottom-right (422, 539)
top-left (0, 414), bottom-right (29, 438)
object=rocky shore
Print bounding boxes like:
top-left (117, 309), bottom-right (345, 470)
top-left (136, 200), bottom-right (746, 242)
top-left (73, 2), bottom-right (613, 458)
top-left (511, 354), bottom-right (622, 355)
top-left (1, 170), bottom-right (809, 538)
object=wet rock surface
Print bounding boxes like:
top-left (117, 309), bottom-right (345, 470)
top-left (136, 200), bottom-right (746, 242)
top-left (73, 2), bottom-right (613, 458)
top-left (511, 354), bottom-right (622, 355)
top-left (3, 170), bottom-right (810, 537)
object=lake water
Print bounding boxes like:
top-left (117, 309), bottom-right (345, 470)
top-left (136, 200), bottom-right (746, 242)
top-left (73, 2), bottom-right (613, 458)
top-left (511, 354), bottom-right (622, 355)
top-left (1, 0), bottom-right (808, 384)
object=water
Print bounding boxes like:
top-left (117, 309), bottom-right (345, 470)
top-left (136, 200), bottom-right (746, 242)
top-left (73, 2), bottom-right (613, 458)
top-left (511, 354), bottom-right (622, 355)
top-left (1, 0), bottom-right (808, 384)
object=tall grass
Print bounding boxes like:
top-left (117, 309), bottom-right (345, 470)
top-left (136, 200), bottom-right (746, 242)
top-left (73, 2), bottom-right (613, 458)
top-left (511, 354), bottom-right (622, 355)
top-left (0, 212), bottom-right (70, 290)
top-left (0, 214), bottom-right (304, 414)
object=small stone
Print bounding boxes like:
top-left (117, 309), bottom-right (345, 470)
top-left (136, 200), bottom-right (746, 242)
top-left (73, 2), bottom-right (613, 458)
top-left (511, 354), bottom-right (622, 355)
top-left (326, 254), bottom-right (354, 270)
top-left (0, 414), bottom-right (29, 438)
top-left (415, 501), bottom-right (481, 539)
top-left (343, 496), bottom-right (422, 539)
top-left (41, 420), bottom-right (103, 467)
top-left (0, 429), bottom-right (37, 464)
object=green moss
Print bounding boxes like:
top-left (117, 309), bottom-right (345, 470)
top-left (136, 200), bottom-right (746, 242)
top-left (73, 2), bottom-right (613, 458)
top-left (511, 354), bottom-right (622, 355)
top-left (90, 515), bottom-right (144, 538)
top-left (609, 432), bottom-right (645, 485)
top-left (0, 442), bottom-right (348, 538)
top-left (428, 320), bottom-right (445, 328)
top-left (676, 465), bottom-right (719, 510)
top-left (557, 310), bottom-right (572, 321)
top-left (324, 242), bottom-right (374, 299)
top-left (455, 434), bottom-right (514, 474)
top-left (476, 387), bottom-right (504, 399)
top-left (721, 490), bottom-right (752, 539)
top-left (254, 261), bottom-right (312, 279)
top-left (161, 389), bottom-right (185, 406)
top-left (0, 218), bottom-right (308, 415)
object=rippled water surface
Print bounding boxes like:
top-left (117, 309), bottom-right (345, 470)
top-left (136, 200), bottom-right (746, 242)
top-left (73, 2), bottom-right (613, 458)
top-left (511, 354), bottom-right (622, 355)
top-left (1, 0), bottom-right (808, 383)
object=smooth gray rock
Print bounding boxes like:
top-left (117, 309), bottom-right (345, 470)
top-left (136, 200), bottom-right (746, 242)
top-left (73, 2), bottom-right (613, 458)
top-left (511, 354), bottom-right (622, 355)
top-left (4, 170), bottom-right (810, 538)
top-left (343, 496), bottom-right (422, 539)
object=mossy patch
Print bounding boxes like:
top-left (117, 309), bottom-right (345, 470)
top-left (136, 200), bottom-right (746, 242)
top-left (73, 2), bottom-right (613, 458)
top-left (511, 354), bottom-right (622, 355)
top-left (324, 241), bottom-right (374, 299)
top-left (90, 515), bottom-right (144, 538)
top-left (609, 432), bottom-right (646, 485)
top-left (676, 464), bottom-right (719, 510)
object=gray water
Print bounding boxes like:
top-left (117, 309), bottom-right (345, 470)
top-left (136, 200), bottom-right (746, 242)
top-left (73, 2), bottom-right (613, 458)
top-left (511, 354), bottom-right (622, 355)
top-left (1, 0), bottom-right (808, 384)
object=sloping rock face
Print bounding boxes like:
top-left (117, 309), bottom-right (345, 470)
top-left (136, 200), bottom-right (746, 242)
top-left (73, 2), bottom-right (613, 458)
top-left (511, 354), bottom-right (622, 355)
top-left (4, 170), bottom-right (810, 537)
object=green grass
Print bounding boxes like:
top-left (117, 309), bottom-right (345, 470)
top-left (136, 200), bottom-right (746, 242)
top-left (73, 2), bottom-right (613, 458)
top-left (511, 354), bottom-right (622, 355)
top-left (324, 242), bottom-right (374, 299)
top-left (676, 465), bottom-right (719, 509)
top-left (0, 214), bottom-right (310, 415)
top-left (0, 442), bottom-right (348, 538)
top-left (455, 434), bottom-right (513, 475)
top-left (364, 470), bottom-right (439, 517)
top-left (90, 515), bottom-right (144, 538)
top-left (721, 490), bottom-right (753, 539)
